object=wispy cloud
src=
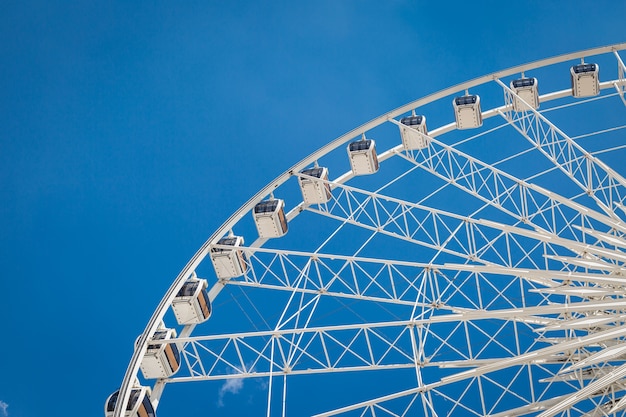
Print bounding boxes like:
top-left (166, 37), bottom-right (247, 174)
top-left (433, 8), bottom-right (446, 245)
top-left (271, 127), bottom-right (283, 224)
top-left (217, 378), bottom-right (244, 407)
top-left (0, 400), bottom-right (8, 417)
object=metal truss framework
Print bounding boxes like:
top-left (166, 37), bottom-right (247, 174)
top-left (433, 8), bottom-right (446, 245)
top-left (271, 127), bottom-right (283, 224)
top-left (496, 77), bottom-right (626, 218)
top-left (164, 250), bottom-right (626, 379)
top-left (113, 44), bottom-right (626, 417)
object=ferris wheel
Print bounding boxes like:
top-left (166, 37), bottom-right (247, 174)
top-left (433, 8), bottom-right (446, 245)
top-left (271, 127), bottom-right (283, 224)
top-left (108, 43), bottom-right (626, 417)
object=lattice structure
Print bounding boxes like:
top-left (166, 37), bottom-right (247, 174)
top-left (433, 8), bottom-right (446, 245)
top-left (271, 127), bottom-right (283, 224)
top-left (112, 44), bottom-right (626, 417)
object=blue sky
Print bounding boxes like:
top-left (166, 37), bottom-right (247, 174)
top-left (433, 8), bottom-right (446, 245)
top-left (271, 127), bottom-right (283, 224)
top-left (0, 1), bottom-right (625, 417)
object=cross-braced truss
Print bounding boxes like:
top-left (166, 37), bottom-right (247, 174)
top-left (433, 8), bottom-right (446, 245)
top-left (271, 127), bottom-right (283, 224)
top-left (496, 77), bottom-right (626, 218)
top-left (113, 45), bottom-right (626, 417)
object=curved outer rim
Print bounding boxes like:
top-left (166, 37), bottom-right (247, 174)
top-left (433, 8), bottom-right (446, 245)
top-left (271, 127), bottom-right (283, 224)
top-left (112, 42), bottom-right (626, 417)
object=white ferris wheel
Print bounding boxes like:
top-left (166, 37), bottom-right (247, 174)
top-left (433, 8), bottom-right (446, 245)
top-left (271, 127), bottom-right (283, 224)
top-left (108, 43), bottom-right (626, 417)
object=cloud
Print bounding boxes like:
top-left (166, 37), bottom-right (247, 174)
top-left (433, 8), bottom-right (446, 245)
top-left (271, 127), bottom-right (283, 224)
top-left (217, 378), bottom-right (244, 407)
top-left (0, 400), bottom-right (8, 417)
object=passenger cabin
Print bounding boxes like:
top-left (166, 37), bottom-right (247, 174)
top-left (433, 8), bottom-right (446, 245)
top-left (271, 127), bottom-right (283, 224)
top-left (253, 199), bottom-right (288, 238)
top-left (138, 328), bottom-right (181, 379)
top-left (298, 167), bottom-right (332, 204)
top-left (172, 278), bottom-right (212, 324)
top-left (105, 386), bottom-right (156, 417)
top-left (347, 139), bottom-right (379, 175)
top-left (453, 95), bottom-right (482, 129)
top-left (571, 63), bottom-right (600, 97)
top-left (510, 77), bottom-right (539, 111)
top-left (210, 235), bottom-right (247, 279)
top-left (399, 115), bottom-right (429, 150)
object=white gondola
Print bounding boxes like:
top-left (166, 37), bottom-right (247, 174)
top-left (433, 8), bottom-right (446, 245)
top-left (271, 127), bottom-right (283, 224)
top-left (510, 77), bottom-right (539, 111)
top-left (253, 199), bottom-right (288, 238)
top-left (298, 167), bottom-right (331, 204)
top-left (171, 278), bottom-right (211, 324)
top-left (347, 139), bottom-right (379, 175)
top-left (105, 386), bottom-right (156, 417)
top-left (399, 115), bottom-right (429, 150)
top-left (137, 328), bottom-right (181, 379)
top-left (571, 63), bottom-right (600, 97)
top-left (453, 94), bottom-right (482, 129)
top-left (210, 235), bottom-right (247, 279)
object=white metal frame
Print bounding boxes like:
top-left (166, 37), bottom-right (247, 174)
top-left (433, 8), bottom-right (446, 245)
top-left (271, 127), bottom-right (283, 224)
top-left (112, 43), bottom-right (626, 417)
